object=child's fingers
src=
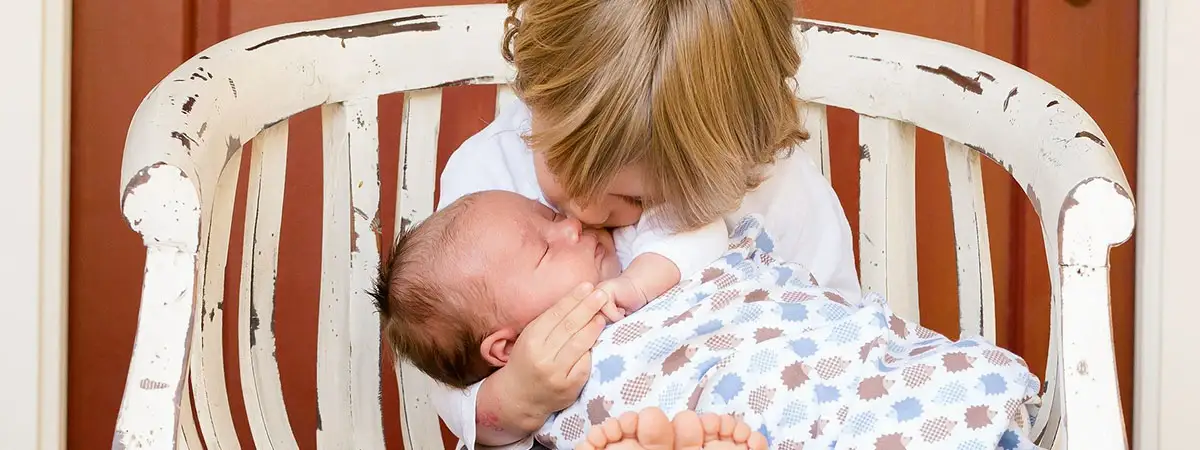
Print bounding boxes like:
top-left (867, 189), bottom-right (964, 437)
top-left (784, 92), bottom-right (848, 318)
top-left (554, 315), bottom-right (605, 370)
top-left (524, 282), bottom-right (593, 339)
top-left (543, 289), bottom-right (609, 352)
top-left (565, 349), bottom-right (593, 388)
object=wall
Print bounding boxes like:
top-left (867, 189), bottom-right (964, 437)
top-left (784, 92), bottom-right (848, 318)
top-left (1135, 0), bottom-right (1200, 448)
top-left (0, 0), bottom-right (70, 447)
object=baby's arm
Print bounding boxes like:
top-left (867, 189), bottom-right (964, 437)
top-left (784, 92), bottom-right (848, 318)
top-left (606, 212), bottom-right (728, 314)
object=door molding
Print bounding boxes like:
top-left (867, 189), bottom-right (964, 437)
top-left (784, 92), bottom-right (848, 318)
top-left (1136, 0), bottom-right (1199, 448)
top-left (0, 0), bottom-right (71, 448)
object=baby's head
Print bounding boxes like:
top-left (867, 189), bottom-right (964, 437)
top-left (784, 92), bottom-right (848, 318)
top-left (372, 190), bottom-right (621, 388)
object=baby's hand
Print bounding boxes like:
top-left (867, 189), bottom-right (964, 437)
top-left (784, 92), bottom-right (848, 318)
top-left (597, 276), bottom-right (650, 318)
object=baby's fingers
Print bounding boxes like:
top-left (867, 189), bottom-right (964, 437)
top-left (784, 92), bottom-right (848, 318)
top-left (599, 300), bottom-right (625, 323)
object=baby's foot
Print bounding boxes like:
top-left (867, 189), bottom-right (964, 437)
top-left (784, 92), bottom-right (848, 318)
top-left (672, 411), bottom-right (768, 450)
top-left (577, 407), bottom-right (674, 450)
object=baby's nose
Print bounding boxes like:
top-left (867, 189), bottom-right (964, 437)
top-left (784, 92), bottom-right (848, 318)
top-left (552, 216), bottom-right (583, 243)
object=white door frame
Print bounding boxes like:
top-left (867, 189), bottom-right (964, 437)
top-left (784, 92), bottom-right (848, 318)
top-left (0, 0), bottom-right (71, 448)
top-left (1135, 0), bottom-right (1200, 449)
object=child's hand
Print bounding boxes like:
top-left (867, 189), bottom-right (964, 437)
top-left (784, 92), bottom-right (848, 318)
top-left (493, 283), bottom-right (611, 420)
top-left (598, 276), bottom-right (650, 317)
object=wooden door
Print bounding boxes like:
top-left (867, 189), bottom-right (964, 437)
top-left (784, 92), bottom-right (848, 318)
top-left (68, 0), bottom-right (1137, 448)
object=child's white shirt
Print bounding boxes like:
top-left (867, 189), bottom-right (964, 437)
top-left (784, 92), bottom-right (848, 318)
top-left (429, 99), bottom-right (860, 450)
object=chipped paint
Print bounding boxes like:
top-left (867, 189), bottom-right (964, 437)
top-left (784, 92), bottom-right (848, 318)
top-left (121, 162), bottom-right (175, 210)
top-left (182, 96), bottom-right (197, 114)
top-left (1046, 100), bottom-right (1060, 108)
top-left (915, 65), bottom-right (983, 95)
top-left (1074, 131), bottom-right (1106, 147)
top-left (859, 144), bottom-right (871, 161)
top-left (1004, 87), bottom-right (1018, 112)
top-left (246, 14), bottom-right (442, 51)
top-left (226, 136), bottom-right (243, 163)
top-left (139, 378), bottom-right (170, 390)
top-left (1026, 183), bottom-right (1042, 215)
top-left (796, 20), bottom-right (879, 38)
top-left (431, 76), bottom-right (496, 88)
top-left (171, 131), bottom-right (197, 151)
top-left (248, 301), bottom-right (261, 347)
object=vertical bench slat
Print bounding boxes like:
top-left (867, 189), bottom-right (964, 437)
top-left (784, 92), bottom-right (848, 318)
top-left (496, 84), bottom-right (517, 117)
top-left (190, 162), bottom-right (244, 450)
top-left (177, 383), bottom-right (203, 450)
top-left (347, 99), bottom-right (387, 450)
top-left (317, 102), bottom-right (354, 449)
top-left (797, 101), bottom-right (831, 178)
top-left (318, 99), bottom-right (387, 449)
top-left (237, 120), bottom-right (298, 449)
top-left (858, 116), bottom-right (919, 321)
top-left (944, 138), bottom-right (997, 341)
top-left (393, 88), bottom-right (446, 450)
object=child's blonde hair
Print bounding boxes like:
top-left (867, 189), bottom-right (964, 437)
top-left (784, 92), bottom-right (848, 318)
top-left (503, 0), bottom-right (807, 230)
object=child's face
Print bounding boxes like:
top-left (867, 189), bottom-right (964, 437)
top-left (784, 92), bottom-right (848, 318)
top-left (533, 151), bottom-right (647, 228)
top-left (465, 191), bottom-right (622, 331)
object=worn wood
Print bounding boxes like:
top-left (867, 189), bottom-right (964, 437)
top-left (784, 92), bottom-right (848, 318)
top-left (113, 164), bottom-right (201, 449)
top-left (178, 383), bottom-right (203, 450)
top-left (944, 138), bottom-right (997, 341)
top-left (346, 99), bottom-right (387, 450)
top-left (496, 84), bottom-right (517, 116)
top-left (394, 88), bottom-right (446, 450)
top-left (857, 116), bottom-right (919, 321)
top-left (190, 159), bottom-right (244, 450)
top-left (797, 101), bottom-right (831, 178)
top-left (113, 7), bottom-right (1134, 449)
top-left (237, 120), bottom-right (297, 449)
top-left (317, 102), bottom-right (354, 449)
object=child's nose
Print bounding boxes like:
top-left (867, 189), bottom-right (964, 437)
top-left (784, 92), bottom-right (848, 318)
top-left (568, 201), bottom-right (609, 226)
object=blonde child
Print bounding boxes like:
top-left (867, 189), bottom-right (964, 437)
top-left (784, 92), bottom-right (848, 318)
top-left (388, 0), bottom-right (859, 448)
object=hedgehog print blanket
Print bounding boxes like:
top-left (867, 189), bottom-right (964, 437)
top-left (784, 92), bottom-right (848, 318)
top-left (535, 215), bottom-right (1042, 450)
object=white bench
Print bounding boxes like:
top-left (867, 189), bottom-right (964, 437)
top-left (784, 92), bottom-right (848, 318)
top-left (112, 5), bottom-right (1134, 450)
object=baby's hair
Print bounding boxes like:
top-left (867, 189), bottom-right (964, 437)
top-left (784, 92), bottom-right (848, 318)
top-left (371, 194), bottom-right (498, 389)
top-left (502, 0), bottom-right (808, 231)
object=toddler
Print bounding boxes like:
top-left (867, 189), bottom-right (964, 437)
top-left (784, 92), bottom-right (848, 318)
top-left (379, 0), bottom-right (862, 447)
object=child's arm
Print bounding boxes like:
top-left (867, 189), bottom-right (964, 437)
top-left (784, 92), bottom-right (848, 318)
top-left (435, 284), bottom-right (613, 448)
top-left (604, 213), bottom-right (729, 314)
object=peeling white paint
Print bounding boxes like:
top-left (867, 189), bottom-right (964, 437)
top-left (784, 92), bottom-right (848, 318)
top-left (113, 6), bottom-right (1133, 450)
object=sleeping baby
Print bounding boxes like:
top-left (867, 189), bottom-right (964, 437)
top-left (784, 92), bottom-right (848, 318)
top-left (374, 190), bottom-right (1044, 450)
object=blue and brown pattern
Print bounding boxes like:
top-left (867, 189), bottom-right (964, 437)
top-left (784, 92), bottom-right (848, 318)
top-left (537, 216), bottom-right (1040, 450)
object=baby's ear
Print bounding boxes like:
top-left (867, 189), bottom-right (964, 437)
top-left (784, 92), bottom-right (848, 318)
top-left (480, 328), bottom-right (518, 367)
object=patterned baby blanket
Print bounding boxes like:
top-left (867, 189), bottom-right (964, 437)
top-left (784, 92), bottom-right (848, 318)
top-left (535, 216), bottom-right (1042, 450)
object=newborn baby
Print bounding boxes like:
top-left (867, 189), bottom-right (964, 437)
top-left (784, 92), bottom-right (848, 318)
top-left (374, 189), bottom-right (766, 449)
top-left (374, 189), bottom-right (624, 388)
top-left (376, 191), bottom-right (1041, 450)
